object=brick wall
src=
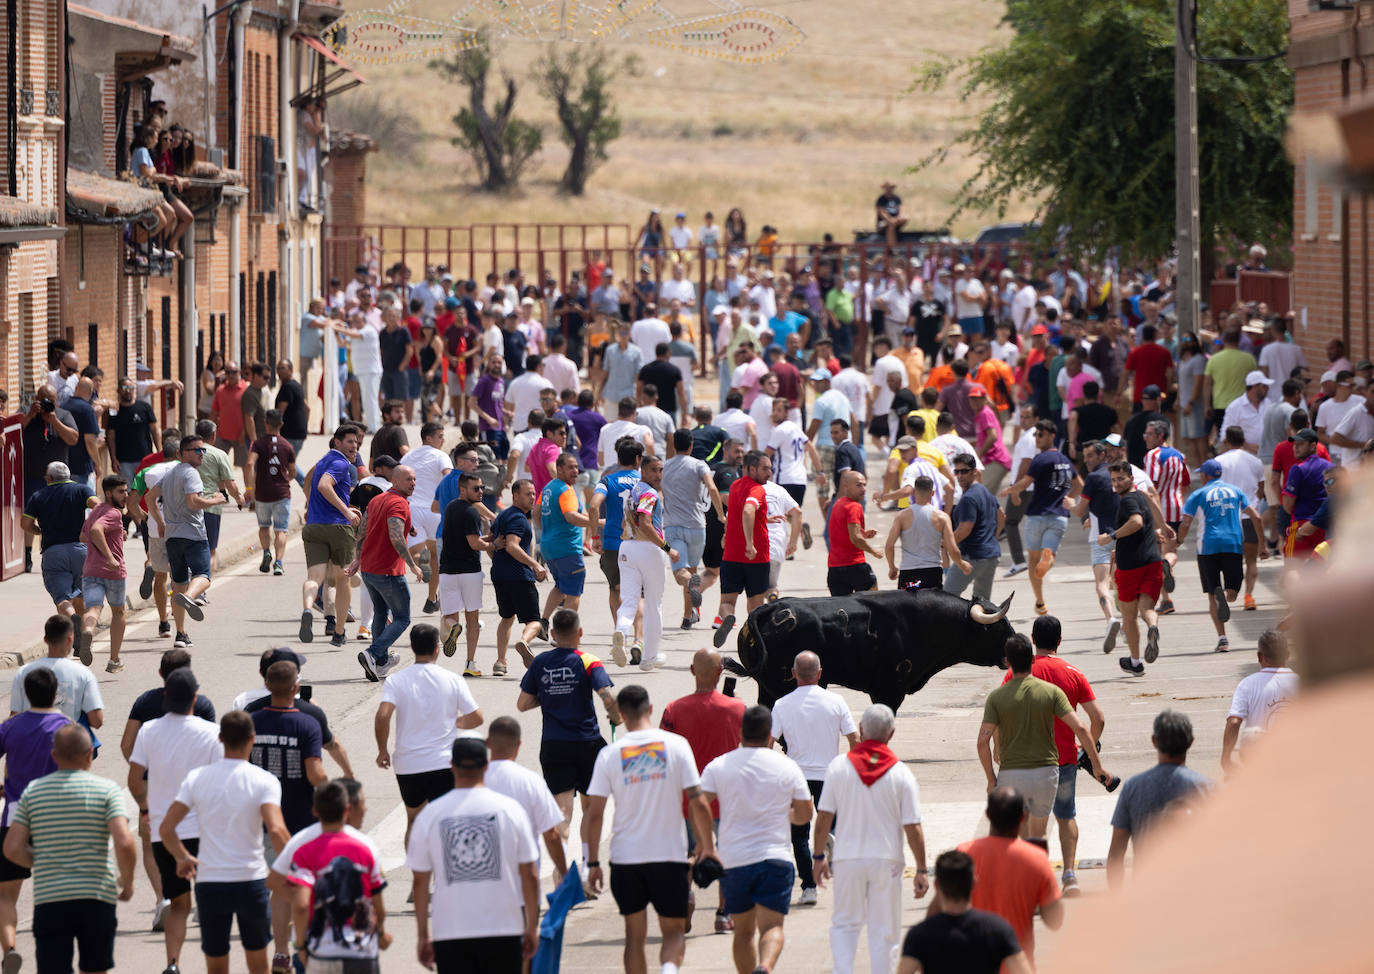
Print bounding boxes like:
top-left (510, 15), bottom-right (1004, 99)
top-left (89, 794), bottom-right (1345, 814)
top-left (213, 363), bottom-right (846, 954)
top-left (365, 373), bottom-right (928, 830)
top-left (0, 240), bottom-right (58, 399)
top-left (326, 150), bottom-right (370, 285)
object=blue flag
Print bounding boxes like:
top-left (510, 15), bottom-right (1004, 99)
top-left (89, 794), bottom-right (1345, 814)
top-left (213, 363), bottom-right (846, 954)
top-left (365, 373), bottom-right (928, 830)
top-left (531, 862), bottom-right (587, 974)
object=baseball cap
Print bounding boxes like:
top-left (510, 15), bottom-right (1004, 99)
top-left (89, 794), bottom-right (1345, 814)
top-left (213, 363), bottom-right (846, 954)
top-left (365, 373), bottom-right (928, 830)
top-left (1321, 369), bottom-right (1338, 383)
top-left (901, 327), bottom-right (916, 336)
top-left (809, 368), bottom-right (833, 381)
top-left (967, 385), bottom-right (987, 398)
top-left (953, 263), bottom-right (967, 273)
top-left (163, 668), bottom-right (199, 711)
top-left (451, 737), bottom-right (489, 769)
top-left (1199, 459), bottom-right (1223, 478)
top-left (675, 211), bottom-right (686, 219)
top-left (372, 454), bottom-right (400, 471)
top-left (1245, 370), bottom-right (1274, 387)
top-left (895, 436), bottom-right (919, 450)
top-left (444, 296), bottom-right (460, 309)
top-left (1103, 433), bottom-right (1124, 448)
top-left (1359, 360), bottom-right (1374, 371)
top-left (258, 647), bottom-right (307, 677)
top-left (1142, 384), bottom-right (1162, 399)
top-left (1295, 428), bottom-right (1320, 443)
top-left (440, 272), bottom-right (455, 282)
top-left (761, 270), bottom-right (775, 280)
top-left (1030, 324), bottom-right (1049, 336)
top-left (521, 297), bottom-right (535, 306)
top-left (136, 361), bottom-right (153, 373)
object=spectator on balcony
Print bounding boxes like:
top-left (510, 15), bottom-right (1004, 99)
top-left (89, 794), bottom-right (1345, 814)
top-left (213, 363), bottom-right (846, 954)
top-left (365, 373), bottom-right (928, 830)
top-left (130, 125), bottom-right (192, 259)
top-left (637, 208), bottom-right (666, 276)
top-left (590, 268), bottom-right (621, 317)
top-left (345, 265), bottom-right (375, 308)
top-left (659, 261), bottom-right (697, 312)
top-left (725, 208), bottom-right (748, 259)
top-left (699, 212), bottom-right (722, 277)
top-left (297, 96), bottom-right (326, 208)
top-left (876, 180), bottom-right (908, 249)
top-left (198, 350), bottom-right (224, 420)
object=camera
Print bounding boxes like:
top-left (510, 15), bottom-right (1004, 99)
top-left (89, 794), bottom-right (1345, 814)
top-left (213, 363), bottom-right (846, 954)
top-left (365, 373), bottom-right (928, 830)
top-left (1076, 740), bottom-right (1121, 792)
top-left (39, 398), bottom-right (55, 413)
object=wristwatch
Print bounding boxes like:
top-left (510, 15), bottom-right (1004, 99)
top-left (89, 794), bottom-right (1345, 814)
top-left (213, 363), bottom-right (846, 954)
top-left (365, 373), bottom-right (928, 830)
top-left (812, 853), bottom-right (827, 860)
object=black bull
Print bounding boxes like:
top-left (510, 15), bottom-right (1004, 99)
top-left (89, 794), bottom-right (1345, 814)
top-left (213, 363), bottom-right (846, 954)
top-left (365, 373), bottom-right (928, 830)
top-left (722, 589), bottom-right (1016, 712)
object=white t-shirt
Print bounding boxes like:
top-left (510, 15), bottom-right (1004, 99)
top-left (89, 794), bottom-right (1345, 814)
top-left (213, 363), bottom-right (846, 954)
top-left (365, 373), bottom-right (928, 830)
top-left (659, 277), bottom-right (696, 307)
top-left (10, 658), bottom-right (103, 723)
top-left (505, 372), bottom-right (554, 433)
top-left (954, 278), bottom-right (987, 319)
top-left (598, 419), bottom-right (652, 468)
top-left (715, 408), bottom-right (755, 449)
top-left (405, 444), bottom-right (453, 505)
top-left (990, 339), bottom-right (1021, 368)
top-left (1011, 285), bottom-right (1038, 331)
top-left (587, 728), bottom-right (700, 865)
top-left (1258, 342), bottom-right (1307, 401)
top-left (1214, 448), bottom-right (1266, 507)
top-left (379, 663), bottom-right (480, 775)
top-left (630, 317), bottom-right (672, 361)
top-left (1010, 428), bottom-right (1039, 483)
top-left (543, 353), bottom-right (580, 396)
top-left (139, 461), bottom-right (177, 539)
top-left (701, 747), bottom-right (810, 869)
top-left (509, 429), bottom-right (541, 478)
top-left (832, 368), bottom-right (870, 421)
top-left (1228, 667), bottom-right (1298, 731)
top-left (769, 685), bottom-right (857, 779)
top-left (270, 822), bottom-right (380, 876)
top-left (762, 480), bottom-right (799, 563)
top-left (405, 786), bottom-right (537, 940)
top-left (871, 355), bottom-right (909, 416)
top-left (667, 226), bottom-right (693, 250)
top-left (1330, 404), bottom-right (1374, 467)
top-left (350, 321), bottom-right (383, 375)
top-left (484, 759), bottom-right (565, 850)
top-left (748, 284), bottom-right (777, 323)
top-left (749, 395), bottom-right (776, 450)
top-left (232, 687), bottom-right (271, 711)
top-left (768, 421), bottom-right (810, 485)
top-left (1315, 395), bottom-right (1361, 439)
top-left (818, 754), bottom-right (922, 863)
top-left (173, 758), bottom-right (282, 882)
top-left (930, 433), bottom-right (984, 470)
top-left (130, 714), bottom-right (223, 838)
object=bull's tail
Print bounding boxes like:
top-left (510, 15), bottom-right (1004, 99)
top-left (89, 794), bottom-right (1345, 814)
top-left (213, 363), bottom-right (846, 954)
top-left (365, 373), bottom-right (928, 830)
top-left (723, 611), bottom-right (769, 679)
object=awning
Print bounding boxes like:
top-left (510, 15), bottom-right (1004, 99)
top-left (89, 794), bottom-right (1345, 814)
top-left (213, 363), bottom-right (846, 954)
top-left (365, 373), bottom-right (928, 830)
top-left (0, 196), bottom-right (63, 245)
top-left (291, 32), bottom-right (366, 106)
top-left (66, 169), bottom-right (164, 227)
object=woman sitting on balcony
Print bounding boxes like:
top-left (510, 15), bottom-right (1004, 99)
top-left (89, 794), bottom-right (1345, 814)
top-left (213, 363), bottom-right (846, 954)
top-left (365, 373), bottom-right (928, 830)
top-left (130, 124), bottom-right (193, 258)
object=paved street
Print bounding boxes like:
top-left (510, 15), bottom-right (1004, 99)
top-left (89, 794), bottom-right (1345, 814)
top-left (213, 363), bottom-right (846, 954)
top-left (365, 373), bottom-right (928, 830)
top-left (3, 442), bottom-right (1286, 972)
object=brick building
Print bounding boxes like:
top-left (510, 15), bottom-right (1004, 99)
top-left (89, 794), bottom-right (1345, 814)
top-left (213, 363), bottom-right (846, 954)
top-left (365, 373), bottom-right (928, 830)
top-left (1289, 0), bottom-right (1373, 367)
top-left (323, 129), bottom-right (376, 288)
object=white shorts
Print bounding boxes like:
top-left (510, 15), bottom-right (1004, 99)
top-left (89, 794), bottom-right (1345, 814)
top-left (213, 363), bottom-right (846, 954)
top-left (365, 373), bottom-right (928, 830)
top-left (409, 502), bottom-right (441, 546)
top-left (439, 571), bottom-right (485, 614)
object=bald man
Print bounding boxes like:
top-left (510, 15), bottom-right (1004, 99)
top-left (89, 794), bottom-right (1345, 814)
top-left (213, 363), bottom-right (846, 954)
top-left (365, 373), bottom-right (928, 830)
top-left (770, 650), bottom-right (859, 904)
top-left (827, 470), bottom-right (881, 596)
top-left (660, 648), bottom-right (747, 931)
top-left (350, 463), bottom-right (424, 682)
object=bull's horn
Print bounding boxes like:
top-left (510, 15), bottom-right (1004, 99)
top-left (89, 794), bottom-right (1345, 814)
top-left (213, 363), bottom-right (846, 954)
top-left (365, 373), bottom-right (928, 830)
top-left (970, 592), bottom-right (1015, 625)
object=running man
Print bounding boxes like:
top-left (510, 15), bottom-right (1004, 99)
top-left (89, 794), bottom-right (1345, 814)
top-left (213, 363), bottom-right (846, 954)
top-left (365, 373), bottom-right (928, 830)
top-left (78, 475), bottom-right (130, 672)
top-left (590, 438), bottom-right (645, 664)
top-left (146, 435), bottom-right (226, 650)
top-left (1098, 461), bottom-right (1164, 677)
top-left (405, 421), bottom-right (453, 615)
top-left (540, 451), bottom-right (592, 618)
top-left (491, 479), bottom-right (547, 670)
top-left (662, 429), bottom-right (725, 630)
top-left (713, 451), bottom-right (774, 647)
top-left (614, 454), bottom-right (677, 671)
top-left (1003, 419), bottom-right (1082, 616)
top-left (437, 473), bottom-right (493, 676)
top-left (884, 476), bottom-right (968, 591)
top-left (300, 424), bottom-right (364, 647)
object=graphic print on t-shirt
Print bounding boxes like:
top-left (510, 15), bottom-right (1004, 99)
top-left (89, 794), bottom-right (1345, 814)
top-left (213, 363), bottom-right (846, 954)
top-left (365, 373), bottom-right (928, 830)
top-left (620, 741), bottom-right (669, 783)
top-left (441, 814), bottom-right (501, 883)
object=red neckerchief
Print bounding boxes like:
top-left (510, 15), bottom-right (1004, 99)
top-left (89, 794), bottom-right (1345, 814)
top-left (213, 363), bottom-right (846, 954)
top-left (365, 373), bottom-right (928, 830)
top-left (847, 740), bottom-right (899, 786)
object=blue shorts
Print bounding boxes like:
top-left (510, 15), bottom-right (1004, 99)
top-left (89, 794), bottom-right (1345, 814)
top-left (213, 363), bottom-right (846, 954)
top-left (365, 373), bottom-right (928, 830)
top-left (1023, 514), bottom-right (1068, 553)
top-left (40, 543), bottom-right (87, 604)
top-left (82, 576), bottom-right (127, 608)
top-left (546, 554), bottom-right (586, 597)
top-left (166, 537), bottom-right (212, 585)
top-left (722, 859), bottom-right (795, 916)
top-left (407, 367), bottom-right (423, 399)
top-left (665, 526), bottom-right (707, 572)
top-left (958, 315), bottom-right (985, 336)
top-left (1089, 538), bottom-right (1114, 566)
top-left (1054, 761), bottom-right (1077, 820)
top-left (194, 879), bottom-right (271, 957)
top-left (254, 497), bottom-right (291, 532)
top-left (204, 511), bottom-right (222, 552)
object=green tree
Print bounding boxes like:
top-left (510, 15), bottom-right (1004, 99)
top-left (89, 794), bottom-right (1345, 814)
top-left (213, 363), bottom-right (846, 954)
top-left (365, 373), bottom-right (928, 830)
top-left (535, 45), bottom-right (634, 195)
top-left (914, 0), bottom-right (1293, 259)
top-left (429, 30), bottom-right (541, 191)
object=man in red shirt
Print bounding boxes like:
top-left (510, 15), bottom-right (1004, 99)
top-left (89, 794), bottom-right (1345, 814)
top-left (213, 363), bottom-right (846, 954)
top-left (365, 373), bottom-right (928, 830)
top-left (209, 361), bottom-right (248, 469)
top-left (826, 470), bottom-right (881, 596)
top-left (1270, 409), bottom-right (1328, 542)
top-left (999, 615), bottom-right (1104, 896)
top-left (659, 647), bottom-right (747, 933)
top-left (713, 451), bottom-right (774, 648)
top-left (349, 464), bottom-right (424, 681)
top-left (1123, 324), bottom-right (1175, 410)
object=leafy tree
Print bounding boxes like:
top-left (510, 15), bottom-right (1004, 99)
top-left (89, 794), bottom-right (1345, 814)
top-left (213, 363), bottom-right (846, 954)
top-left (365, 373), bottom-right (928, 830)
top-left (429, 30), bottom-right (541, 191)
top-left (913, 0), bottom-right (1293, 259)
top-left (534, 45), bottom-right (634, 195)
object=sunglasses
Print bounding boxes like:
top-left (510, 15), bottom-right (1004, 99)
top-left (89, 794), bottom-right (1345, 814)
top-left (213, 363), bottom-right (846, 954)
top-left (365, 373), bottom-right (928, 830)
top-left (190, 447), bottom-right (206, 454)
top-left (954, 467), bottom-right (974, 474)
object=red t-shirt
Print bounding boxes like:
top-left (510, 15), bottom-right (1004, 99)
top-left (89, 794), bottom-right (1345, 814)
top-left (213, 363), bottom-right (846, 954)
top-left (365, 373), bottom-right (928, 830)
top-left (211, 380), bottom-right (246, 440)
top-left (404, 315), bottom-right (424, 368)
top-left (1271, 438), bottom-right (1330, 485)
top-left (285, 829), bottom-right (385, 958)
top-left (827, 496), bottom-right (867, 567)
top-left (957, 835), bottom-right (1059, 963)
top-left (1124, 342), bottom-right (1173, 402)
top-left (723, 476), bottom-right (769, 564)
top-left (660, 690), bottom-right (746, 817)
top-left (1001, 654), bottom-right (1095, 765)
top-left (360, 491), bottom-right (413, 575)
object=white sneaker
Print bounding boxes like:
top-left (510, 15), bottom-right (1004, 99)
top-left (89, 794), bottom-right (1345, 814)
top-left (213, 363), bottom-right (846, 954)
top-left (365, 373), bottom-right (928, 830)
top-left (611, 630), bottom-right (628, 667)
top-left (640, 652), bottom-right (668, 672)
top-left (151, 897), bottom-right (170, 932)
top-left (798, 887), bottom-right (819, 906)
top-left (377, 652), bottom-right (403, 677)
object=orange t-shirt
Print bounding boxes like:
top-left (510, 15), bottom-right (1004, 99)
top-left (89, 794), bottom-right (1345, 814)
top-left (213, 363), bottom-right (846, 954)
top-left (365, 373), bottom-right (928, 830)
top-left (893, 347), bottom-right (926, 392)
top-left (927, 364), bottom-right (956, 393)
top-left (957, 835), bottom-right (1059, 962)
top-left (976, 358), bottom-right (1016, 409)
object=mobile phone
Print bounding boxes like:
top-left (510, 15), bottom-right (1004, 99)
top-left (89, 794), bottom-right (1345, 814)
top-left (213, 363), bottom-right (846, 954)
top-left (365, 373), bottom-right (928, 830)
top-left (298, 684), bottom-right (313, 702)
top-left (722, 677), bottom-right (737, 698)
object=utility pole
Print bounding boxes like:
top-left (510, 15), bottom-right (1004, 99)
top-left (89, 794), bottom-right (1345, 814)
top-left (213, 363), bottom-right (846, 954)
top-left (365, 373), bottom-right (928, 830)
top-left (1175, 0), bottom-right (1201, 336)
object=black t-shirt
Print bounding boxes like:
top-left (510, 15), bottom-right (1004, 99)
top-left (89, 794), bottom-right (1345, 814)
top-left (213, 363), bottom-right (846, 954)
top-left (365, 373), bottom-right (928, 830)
top-left (1072, 402), bottom-right (1118, 447)
top-left (876, 193), bottom-right (902, 221)
top-left (248, 705), bottom-right (324, 834)
top-left (890, 388), bottom-right (919, 424)
top-left (1123, 409), bottom-right (1164, 468)
top-left (274, 380), bottom-right (309, 439)
top-left (834, 440), bottom-right (867, 492)
top-left (108, 401), bottom-right (157, 463)
top-left (1114, 490), bottom-right (1160, 570)
top-left (22, 409), bottom-right (77, 491)
top-left (65, 397), bottom-right (100, 479)
top-left (707, 461), bottom-right (741, 531)
top-left (690, 424), bottom-right (728, 464)
top-left (128, 685), bottom-right (217, 723)
top-left (378, 327), bottom-right (412, 373)
top-left (900, 909), bottom-right (1021, 974)
top-left (638, 360), bottom-right (683, 415)
top-left (439, 499), bottom-right (483, 575)
top-left (914, 300), bottom-right (947, 348)
top-left (555, 293), bottom-right (588, 339)
top-left (243, 693), bottom-right (336, 747)
top-left (503, 329), bottom-right (528, 377)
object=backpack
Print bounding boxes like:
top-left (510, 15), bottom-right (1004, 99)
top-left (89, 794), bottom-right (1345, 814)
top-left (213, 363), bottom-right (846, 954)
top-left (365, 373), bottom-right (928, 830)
top-left (307, 855), bottom-right (373, 953)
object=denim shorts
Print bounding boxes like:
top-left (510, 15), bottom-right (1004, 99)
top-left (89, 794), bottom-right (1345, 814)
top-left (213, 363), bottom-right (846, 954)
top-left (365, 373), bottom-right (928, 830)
top-left (254, 497), bottom-right (291, 531)
top-left (1089, 538), bottom-right (1114, 566)
top-left (166, 537), bottom-right (212, 584)
top-left (1023, 514), bottom-right (1068, 553)
top-left (1053, 761), bottom-right (1077, 820)
top-left (195, 879), bottom-right (271, 957)
top-left (721, 858), bottom-right (795, 916)
top-left (40, 542), bottom-right (87, 604)
top-left (665, 525), bottom-right (707, 572)
top-left (82, 575), bottom-right (127, 608)
top-left (545, 554), bottom-right (586, 597)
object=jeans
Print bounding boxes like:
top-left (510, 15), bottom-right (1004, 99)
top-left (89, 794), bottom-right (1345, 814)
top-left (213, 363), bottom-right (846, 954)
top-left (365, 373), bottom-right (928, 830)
top-left (790, 779), bottom-right (825, 889)
top-left (1004, 492), bottom-right (1027, 565)
top-left (362, 571), bottom-right (411, 663)
top-left (287, 437), bottom-right (306, 485)
top-left (944, 555), bottom-right (999, 601)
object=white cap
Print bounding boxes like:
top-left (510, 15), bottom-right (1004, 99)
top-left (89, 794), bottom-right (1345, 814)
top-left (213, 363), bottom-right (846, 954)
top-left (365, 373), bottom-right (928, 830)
top-left (1321, 369), bottom-right (1338, 383)
top-left (1244, 370), bottom-right (1273, 387)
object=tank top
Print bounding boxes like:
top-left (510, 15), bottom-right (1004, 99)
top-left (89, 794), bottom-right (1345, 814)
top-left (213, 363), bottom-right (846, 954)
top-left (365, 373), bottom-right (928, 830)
top-left (900, 503), bottom-right (943, 570)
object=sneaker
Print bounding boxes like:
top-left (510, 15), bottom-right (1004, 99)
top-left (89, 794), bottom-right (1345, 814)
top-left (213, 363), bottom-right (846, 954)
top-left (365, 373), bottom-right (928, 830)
top-left (422, 598), bottom-right (439, 614)
top-left (377, 652), bottom-right (402, 677)
top-left (611, 630), bottom-right (628, 667)
top-left (1118, 656), bottom-right (1145, 677)
top-left (714, 910), bottom-right (733, 933)
top-left (105, 658), bottom-right (124, 674)
top-left (1157, 598), bottom-right (1175, 615)
top-left (76, 630), bottom-right (93, 666)
top-left (259, 551), bottom-right (272, 573)
top-left (271, 951), bottom-right (292, 974)
top-left (1034, 601), bottom-right (1048, 616)
top-left (640, 652), bottom-right (667, 672)
top-left (173, 632), bottom-right (192, 648)
top-left (1144, 625), bottom-right (1160, 664)
top-left (158, 620), bottom-right (171, 638)
top-left (312, 593), bottom-right (324, 612)
top-left (514, 639), bottom-right (534, 669)
top-left (194, 594), bottom-right (208, 607)
top-left (330, 632), bottom-right (347, 648)
top-left (1214, 586), bottom-right (1231, 623)
top-left (1162, 559), bottom-right (1175, 593)
top-left (162, 965), bottom-right (181, 974)
top-left (630, 643), bottom-right (643, 666)
top-left (299, 611), bottom-right (314, 643)
top-left (688, 573), bottom-right (703, 608)
top-left (492, 661), bottom-right (508, 676)
top-left (1103, 618), bottom-right (1121, 654)
top-left (681, 617), bottom-right (693, 630)
top-left (798, 886), bottom-right (819, 906)
top-left (711, 615), bottom-right (723, 630)
top-left (139, 564), bottom-right (155, 600)
top-left (464, 660), bottom-right (483, 677)
top-left (346, 610), bottom-right (356, 624)
top-left (1243, 593), bottom-right (1257, 611)
top-left (3, 950), bottom-right (23, 974)
top-left (324, 614), bottom-right (337, 637)
top-left (537, 618), bottom-right (550, 642)
top-left (1215, 636), bottom-right (1230, 652)
top-left (173, 592), bottom-right (205, 622)
top-left (1061, 871), bottom-right (1081, 897)
top-left (152, 897), bottom-right (170, 932)
top-left (713, 614), bottom-right (736, 647)
top-left (801, 522), bottom-right (813, 550)
top-left (272, 560), bottom-right (284, 576)
top-left (356, 625), bottom-right (372, 641)
top-left (1004, 563), bottom-right (1028, 577)
top-left (357, 651), bottom-right (381, 682)
top-left (443, 623), bottom-right (462, 657)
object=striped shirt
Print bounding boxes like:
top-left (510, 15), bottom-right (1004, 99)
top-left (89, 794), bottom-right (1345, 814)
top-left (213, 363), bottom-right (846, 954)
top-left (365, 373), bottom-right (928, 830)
top-left (901, 458), bottom-right (947, 509)
top-left (13, 769), bottom-right (127, 905)
top-left (1145, 446), bottom-right (1191, 523)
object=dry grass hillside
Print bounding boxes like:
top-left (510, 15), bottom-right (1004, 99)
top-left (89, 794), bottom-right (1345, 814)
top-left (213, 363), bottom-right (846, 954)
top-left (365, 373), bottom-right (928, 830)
top-left (330, 0), bottom-right (1027, 250)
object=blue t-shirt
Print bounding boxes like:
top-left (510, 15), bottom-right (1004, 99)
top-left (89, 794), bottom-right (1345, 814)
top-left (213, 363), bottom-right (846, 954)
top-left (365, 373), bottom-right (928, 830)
top-left (130, 145), bottom-right (155, 175)
top-left (23, 481), bottom-right (93, 549)
top-left (1025, 450), bottom-right (1075, 517)
top-left (249, 706), bottom-right (323, 835)
top-left (519, 647), bottom-right (613, 742)
top-left (490, 506), bottom-right (534, 581)
top-left (952, 483), bottom-right (1001, 560)
top-left (1183, 479), bottom-right (1247, 555)
top-left (433, 470), bottom-right (463, 538)
top-left (540, 480), bottom-right (584, 560)
top-left (767, 311), bottom-right (806, 348)
top-left (64, 398), bottom-right (100, 479)
top-left (503, 329), bottom-right (528, 377)
top-left (811, 391), bottom-right (851, 448)
top-left (594, 467), bottom-right (641, 552)
top-left (306, 449), bottom-right (354, 525)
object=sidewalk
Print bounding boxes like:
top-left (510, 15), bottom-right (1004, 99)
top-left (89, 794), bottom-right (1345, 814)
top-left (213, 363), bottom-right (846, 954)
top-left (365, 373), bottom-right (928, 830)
top-left (0, 421), bottom-right (452, 668)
